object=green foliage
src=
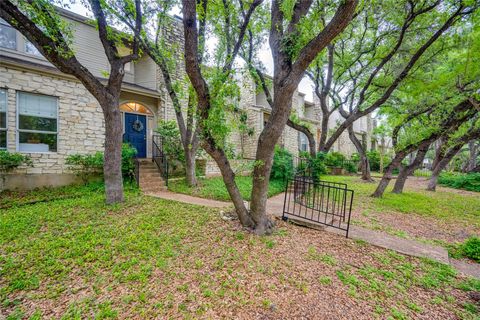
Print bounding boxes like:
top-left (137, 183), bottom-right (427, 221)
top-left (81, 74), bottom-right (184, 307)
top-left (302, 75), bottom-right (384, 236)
top-left (325, 152), bottom-right (346, 167)
top-left (271, 146), bottom-right (294, 181)
top-left (155, 120), bottom-right (185, 163)
top-left (304, 152), bottom-right (328, 180)
top-left (438, 172), bottom-right (480, 192)
top-left (365, 151), bottom-right (390, 172)
top-left (451, 237), bottom-right (480, 262)
top-left (66, 144), bottom-right (137, 184)
top-left (65, 151), bottom-right (103, 184)
top-left (343, 161), bottom-right (358, 174)
top-left (0, 150), bottom-right (33, 173)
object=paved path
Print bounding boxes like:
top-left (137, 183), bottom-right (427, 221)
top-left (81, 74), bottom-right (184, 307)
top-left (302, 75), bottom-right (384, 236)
top-left (145, 191), bottom-right (231, 208)
top-left (145, 190), bottom-right (479, 279)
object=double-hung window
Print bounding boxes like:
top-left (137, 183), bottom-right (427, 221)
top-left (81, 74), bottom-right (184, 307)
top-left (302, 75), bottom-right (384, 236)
top-left (17, 92), bottom-right (58, 152)
top-left (0, 18), bottom-right (16, 50)
top-left (0, 89), bottom-right (6, 149)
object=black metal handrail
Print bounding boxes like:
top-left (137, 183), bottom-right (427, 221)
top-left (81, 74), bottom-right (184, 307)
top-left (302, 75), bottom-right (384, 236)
top-left (152, 134), bottom-right (169, 186)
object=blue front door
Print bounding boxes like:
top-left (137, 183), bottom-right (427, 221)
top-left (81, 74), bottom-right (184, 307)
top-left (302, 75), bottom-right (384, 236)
top-left (124, 113), bottom-right (147, 158)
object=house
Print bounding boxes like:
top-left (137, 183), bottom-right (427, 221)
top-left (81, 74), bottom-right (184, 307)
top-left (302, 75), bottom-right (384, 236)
top-left (0, 8), bottom-right (373, 190)
top-left (0, 9), bottom-right (166, 189)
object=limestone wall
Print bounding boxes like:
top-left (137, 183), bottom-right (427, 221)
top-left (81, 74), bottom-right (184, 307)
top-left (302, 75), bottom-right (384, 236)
top-left (0, 66), bottom-right (160, 190)
top-left (1, 66), bottom-right (105, 176)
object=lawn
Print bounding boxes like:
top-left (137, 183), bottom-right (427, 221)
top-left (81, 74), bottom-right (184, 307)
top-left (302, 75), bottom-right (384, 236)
top-left (168, 175), bottom-right (285, 201)
top-left (320, 175), bottom-right (480, 247)
top-left (1, 185), bottom-right (479, 319)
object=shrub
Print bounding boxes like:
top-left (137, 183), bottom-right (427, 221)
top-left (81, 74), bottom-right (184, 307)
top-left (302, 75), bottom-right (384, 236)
top-left (365, 150), bottom-right (391, 172)
top-left (66, 144), bottom-right (137, 184)
top-left (343, 161), bottom-right (358, 173)
top-left (451, 237), bottom-right (480, 262)
top-left (271, 146), bottom-right (293, 181)
top-left (325, 152), bottom-right (346, 167)
top-left (438, 172), bottom-right (480, 192)
top-left (0, 150), bottom-right (33, 173)
top-left (462, 237), bottom-right (480, 262)
top-left (155, 120), bottom-right (186, 160)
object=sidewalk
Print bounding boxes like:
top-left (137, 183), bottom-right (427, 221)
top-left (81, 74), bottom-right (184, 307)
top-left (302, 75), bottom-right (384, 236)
top-left (145, 190), bottom-right (479, 279)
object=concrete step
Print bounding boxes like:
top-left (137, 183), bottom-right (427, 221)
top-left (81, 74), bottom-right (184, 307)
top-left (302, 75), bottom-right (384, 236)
top-left (142, 186), bottom-right (168, 192)
top-left (140, 179), bottom-right (165, 186)
top-left (140, 166), bottom-right (160, 171)
top-left (140, 180), bottom-right (166, 186)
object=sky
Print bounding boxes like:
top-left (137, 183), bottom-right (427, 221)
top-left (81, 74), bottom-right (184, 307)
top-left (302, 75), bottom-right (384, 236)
top-left (66, 1), bottom-right (315, 102)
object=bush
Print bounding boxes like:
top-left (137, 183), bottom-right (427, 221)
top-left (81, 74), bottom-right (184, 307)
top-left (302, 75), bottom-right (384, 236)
top-left (155, 120), bottom-right (184, 162)
top-left (325, 152), bottom-right (346, 167)
top-left (462, 237), bottom-right (480, 262)
top-left (451, 237), bottom-right (480, 262)
top-left (0, 150), bottom-right (33, 173)
top-left (365, 150), bottom-right (391, 172)
top-left (66, 144), bottom-right (137, 184)
top-left (271, 146), bottom-right (293, 181)
top-left (343, 161), bottom-right (358, 173)
top-left (438, 172), bottom-right (480, 192)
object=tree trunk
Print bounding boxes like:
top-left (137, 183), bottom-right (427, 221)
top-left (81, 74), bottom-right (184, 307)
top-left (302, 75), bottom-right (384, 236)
top-left (392, 144), bottom-right (428, 193)
top-left (371, 152), bottom-right (406, 197)
top-left (467, 140), bottom-right (478, 172)
top-left (379, 137), bottom-right (385, 173)
top-left (249, 91), bottom-right (294, 235)
top-left (432, 136), bottom-right (446, 169)
top-left (103, 102), bottom-right (124, 204)
top-left (185, 145), bottom-right (198, 186)
top-left (427, 144), bottom-right (463, 191)
top-left (207, 145), bottom-right (254, 228)
top-left (347, 125), bottom-right (372, 181)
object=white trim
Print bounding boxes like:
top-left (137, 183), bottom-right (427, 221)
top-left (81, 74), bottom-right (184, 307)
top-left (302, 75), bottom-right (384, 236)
top-left (16, 91), bottom-right (59, 154)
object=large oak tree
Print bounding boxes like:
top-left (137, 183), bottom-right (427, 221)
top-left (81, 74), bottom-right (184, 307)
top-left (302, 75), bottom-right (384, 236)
top-left (181, 0), bottom-right (358, 234)
top-left (0, 0), bottom-right (143, 203)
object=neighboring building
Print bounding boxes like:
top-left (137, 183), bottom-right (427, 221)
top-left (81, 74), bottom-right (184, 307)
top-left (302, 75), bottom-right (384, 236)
top-left (0, 9), bottom-right (373, 190)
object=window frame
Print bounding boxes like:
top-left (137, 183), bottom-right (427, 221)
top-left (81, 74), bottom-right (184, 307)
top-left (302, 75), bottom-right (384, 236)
top-left (16, 91), bottom-right (59, 154)
top-left (0, 18), bottom-right (18, 51)
top-left (24, 37), bottom-right (42, 56)
top-left (298, 132), bottom-right (308, 152)
top-left (0, 88), bottom-right (7, 150)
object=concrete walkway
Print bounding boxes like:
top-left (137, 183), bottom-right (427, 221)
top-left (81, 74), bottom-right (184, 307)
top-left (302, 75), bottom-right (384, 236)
top-left (145, 190), bottom-right (231, 208)
top-left (145, 190), bottom-right (479, 279)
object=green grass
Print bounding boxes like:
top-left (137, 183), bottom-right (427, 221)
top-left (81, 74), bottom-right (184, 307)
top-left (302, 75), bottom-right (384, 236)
top-left (168, 175), bottom-right (285, 201)
top-left (1, 184), bottom-right (478, 319)
top-left (320, 175), bottom-right (480, 228)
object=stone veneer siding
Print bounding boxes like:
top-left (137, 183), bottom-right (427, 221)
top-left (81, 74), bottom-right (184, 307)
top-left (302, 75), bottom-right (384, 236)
top-left (0, 66), bottom-right (159, 190)
top-left (1, 66), bottom-right (105, 177)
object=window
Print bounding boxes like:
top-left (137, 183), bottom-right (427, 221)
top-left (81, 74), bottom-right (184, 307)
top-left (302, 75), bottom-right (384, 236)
top-left (298, 132), bottom-right (308, 152)
top-left (119, 102), bottom-right (152, 115)
top-left (0, 18), bottom-right (16, 50)
top-left (25, 39), bottom-right (41, 56)
top-left (124, 62), bottom-right (132, 72)
top-left (18, 92), bottom-right (58, 152)
top-left (0, 89), bottom-right (6, 149)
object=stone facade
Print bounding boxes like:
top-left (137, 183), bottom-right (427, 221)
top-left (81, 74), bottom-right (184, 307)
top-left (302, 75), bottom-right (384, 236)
top-left (0, 65), bottom-right (161, 190)
top-left (1, 66), bottom-right (105, 176)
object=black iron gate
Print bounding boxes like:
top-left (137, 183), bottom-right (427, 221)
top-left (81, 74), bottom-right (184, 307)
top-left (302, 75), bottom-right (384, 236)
top-left (282, 176), bottom-right (354, 237)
